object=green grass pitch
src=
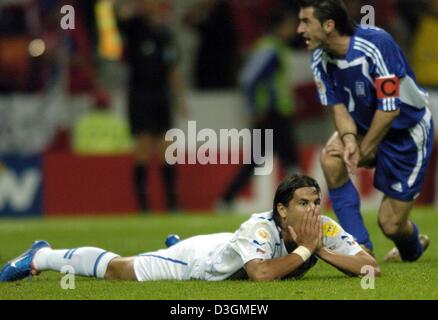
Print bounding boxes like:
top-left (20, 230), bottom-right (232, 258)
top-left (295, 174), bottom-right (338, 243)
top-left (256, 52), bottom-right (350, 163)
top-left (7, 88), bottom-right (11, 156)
top-left (0, 208), bottom-right (437, 300)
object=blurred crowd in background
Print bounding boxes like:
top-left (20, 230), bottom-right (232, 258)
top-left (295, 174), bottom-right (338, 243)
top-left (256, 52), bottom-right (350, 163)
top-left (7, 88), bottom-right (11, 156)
top-left (1, 0), bottom-right (437, 149)
top-left (0, 0), bottom-right (437, 215)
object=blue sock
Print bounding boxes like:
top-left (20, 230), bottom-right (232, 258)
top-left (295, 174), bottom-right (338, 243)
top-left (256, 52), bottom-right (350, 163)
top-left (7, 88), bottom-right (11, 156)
top-left (394, 223), bottom-right (423, 262)
top-left (329, 180), bottom-right (373, 250)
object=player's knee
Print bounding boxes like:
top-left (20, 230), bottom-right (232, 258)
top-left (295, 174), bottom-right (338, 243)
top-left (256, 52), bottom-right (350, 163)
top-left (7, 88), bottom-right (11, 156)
top-left (321, 148), bottom-right (338, 169)
top-left (104, 258), bottom-right (135, 281)
top-left (104, 259), bottom-right (121, 280)
top-left (378, 216), bottom-right (405, 238)
top-left (320, 149), bottom-right (345, 185)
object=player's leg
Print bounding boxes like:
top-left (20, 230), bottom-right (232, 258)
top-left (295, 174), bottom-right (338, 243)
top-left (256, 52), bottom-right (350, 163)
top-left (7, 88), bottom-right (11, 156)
top-left (376, 109), bottom-right (434, 262)
top-left (273, 112), bottom-right (300, 175)
top-left (217, 117), bottom-right (265, 208)
top-left (378, 196), bottom-right (428, 262)
top-left (219, 164), bottom-right (256, 209)
top-left (33, 246), bottom-right (121, 279)
top-left (0, 241), bottom-right (122, 282)
top-left (155, 100), bottom-right (179, 211)
top-left (128, 90), bottom-right (157, 213)
top-left (132, 133), bottom-right (155, 212)
top-left (320, 132), bottom-right (373, 250)
top-left (104, 257), bottom-right (137, 280)
top-left (157, 135), bottom-right (179, 211)
top-left (133, 240), bottom-right (196, 281)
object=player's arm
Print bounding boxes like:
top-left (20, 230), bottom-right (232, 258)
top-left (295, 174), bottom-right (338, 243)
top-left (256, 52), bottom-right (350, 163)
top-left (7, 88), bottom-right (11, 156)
top-left (245, 255), bottom-right (308, 281)
top-left (245, 209), bottom-right (321, 281)
top-left (360, 32), bottom-right (404, 164)
top-left (359, 73), bottom-right (402, 166)
top-left (332, 103), bottom-right (360, 174)
top-left (359, 109), bottom-right (400, 166)
top-left (316, 218), bottom-right (380, 277)
top-left (316, 248), bottom-right (381, 277)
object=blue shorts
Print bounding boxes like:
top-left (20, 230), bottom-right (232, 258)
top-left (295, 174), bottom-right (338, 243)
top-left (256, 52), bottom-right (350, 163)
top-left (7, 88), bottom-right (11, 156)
top-left (374, 108), bottom-right (434, 201)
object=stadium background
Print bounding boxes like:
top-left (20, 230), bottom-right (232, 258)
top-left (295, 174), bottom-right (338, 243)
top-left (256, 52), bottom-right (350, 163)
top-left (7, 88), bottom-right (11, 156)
top-left (0, 0), bottom-right (437, 219)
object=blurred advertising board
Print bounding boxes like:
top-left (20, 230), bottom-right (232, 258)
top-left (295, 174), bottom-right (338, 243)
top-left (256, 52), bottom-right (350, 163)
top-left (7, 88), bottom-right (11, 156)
top-left (0, 154), bottom-right (43, 217)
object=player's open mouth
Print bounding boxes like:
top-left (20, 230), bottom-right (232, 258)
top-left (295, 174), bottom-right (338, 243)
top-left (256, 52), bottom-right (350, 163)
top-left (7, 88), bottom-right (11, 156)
top-left (302, 36), bottom-right (311, 46)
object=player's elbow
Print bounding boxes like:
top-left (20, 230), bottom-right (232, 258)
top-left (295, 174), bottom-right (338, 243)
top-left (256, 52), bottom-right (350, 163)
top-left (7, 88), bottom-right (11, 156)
top-left (359, 264), bottom-right (381, 278)
top-left (246, 263), bottom-right (279, 282)
top-left (369, 260), bottom-right (381, 277)
top-left (347, 252), bottom-right (381, 278)
top-left (374, 266), bottom-right (382, 277)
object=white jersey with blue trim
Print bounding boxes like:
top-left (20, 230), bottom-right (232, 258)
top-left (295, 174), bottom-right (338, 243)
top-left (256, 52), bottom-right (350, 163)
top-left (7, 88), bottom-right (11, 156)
top-left (195, 211), bottom-right (286, 281)
top-left (194, 211), bottom-right (362, 281)
top-left (312, 25), bottom-right (429, 133)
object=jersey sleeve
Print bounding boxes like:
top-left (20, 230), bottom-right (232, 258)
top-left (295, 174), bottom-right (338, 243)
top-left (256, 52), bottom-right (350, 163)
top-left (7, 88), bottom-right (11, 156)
top-left (229, 220), bottom-right (276, 264)
top-left (322, 216), bottom-right (363, 256)
top-left (311, 50), bottom-right (342, 107)
top-left (367, 32), bottom-right (407, 112)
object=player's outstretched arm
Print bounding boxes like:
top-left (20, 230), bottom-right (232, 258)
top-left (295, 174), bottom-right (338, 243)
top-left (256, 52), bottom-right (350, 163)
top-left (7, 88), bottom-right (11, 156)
top-left (245, 255), bottom-right (308, 282)
top-left (316, 247), bottom-right (381, 277)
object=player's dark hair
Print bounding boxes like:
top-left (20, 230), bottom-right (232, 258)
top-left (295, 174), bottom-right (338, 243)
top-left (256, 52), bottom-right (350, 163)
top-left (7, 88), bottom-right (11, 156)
top-left (297, 0), bottom-right (356, 36)
top-left (272, 174), bottom-right (321, 228)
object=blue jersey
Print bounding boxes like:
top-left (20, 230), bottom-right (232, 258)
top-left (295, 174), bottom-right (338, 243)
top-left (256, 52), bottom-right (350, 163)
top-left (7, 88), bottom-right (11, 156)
top-left (312, 25), bottom-right (429, 134)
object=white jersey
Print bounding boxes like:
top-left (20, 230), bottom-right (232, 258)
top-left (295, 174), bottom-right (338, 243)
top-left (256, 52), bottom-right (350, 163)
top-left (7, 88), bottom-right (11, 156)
top-left (133, 211), bottom-right (363, 281)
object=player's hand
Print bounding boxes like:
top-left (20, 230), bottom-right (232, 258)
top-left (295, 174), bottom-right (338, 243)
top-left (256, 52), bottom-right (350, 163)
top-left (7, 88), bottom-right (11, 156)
top-left (294, 205), bottom-right (322, 253)
top-left (343, 139), bottom-right (359, 176)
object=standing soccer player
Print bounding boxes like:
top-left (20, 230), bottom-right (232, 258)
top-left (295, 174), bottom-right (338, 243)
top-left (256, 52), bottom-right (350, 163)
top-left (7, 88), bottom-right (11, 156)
top-left (115, 0), bottom-right (187, 212)
top-left (297, 0), bottom-right (433, 261)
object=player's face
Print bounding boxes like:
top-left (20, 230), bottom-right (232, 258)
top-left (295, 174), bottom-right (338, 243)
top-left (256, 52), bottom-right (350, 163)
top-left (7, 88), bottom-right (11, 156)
top-left (297, 7), bottom-right (327, 50)
top-left (284, 187), bottom-right (321, 233)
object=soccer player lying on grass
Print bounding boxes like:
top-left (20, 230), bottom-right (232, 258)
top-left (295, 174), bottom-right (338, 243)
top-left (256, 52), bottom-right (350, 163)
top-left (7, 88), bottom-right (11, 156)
top-left (0, 175), bottom-right (379, 282)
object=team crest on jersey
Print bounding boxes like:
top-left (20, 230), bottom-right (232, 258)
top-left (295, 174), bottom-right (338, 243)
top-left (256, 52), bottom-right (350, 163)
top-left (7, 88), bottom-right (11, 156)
top-left (256, 228), bottom-right (271, 242)
top-left (323, 221), bottom-right (341, 237)
top-left (355, 81), bottom-right (366, 96)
